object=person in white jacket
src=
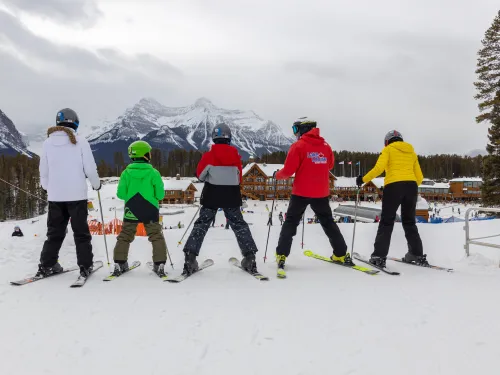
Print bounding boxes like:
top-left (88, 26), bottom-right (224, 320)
top-left (37, 108), bottom-right (101, 278)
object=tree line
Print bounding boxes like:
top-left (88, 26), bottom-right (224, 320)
top-left (0, 154), bottom-right (47, 221)
top-left (96, 149), bottom-right (484, 181)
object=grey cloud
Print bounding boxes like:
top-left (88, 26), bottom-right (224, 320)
top-left (2, 0), bottom-right (102, 28)
top-left (0, 10), bottom-right (183, 130)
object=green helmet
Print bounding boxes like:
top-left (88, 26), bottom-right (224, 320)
top-left (128, 140), bottom-right (152, 160)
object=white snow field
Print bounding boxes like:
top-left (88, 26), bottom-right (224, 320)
top-left (1, 183), bottom-right (500, 375)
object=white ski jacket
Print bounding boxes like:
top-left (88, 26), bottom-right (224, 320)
top-left (39, 126), bottom-right (100, 202)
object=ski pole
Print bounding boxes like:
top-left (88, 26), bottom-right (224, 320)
top-left (264, 176), bottom-right (279, 262)
top-left (97, 190), bottom-right (110, 266)
top-left (350, 188), bottom-right (360, 255)
top-left (177, 205), bottom-right (201, 246)
top-left (165, 241), bottom-right (174, 269)
top-left (301, 213), bottom-right (305, 249)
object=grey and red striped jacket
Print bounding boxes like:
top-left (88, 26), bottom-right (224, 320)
top-left (196, 144), bottom-right (242, 208)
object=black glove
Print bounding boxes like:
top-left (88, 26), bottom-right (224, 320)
top-left (356, 175), bottom-right (363, 187)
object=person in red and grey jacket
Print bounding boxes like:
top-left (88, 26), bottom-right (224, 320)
top-left (274, 118), bottom-right (353, 272)
top-left (182, 123), bottom-right (259, 276)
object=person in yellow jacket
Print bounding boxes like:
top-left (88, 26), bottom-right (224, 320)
top-left (356, 130), bottom-right (428, 268)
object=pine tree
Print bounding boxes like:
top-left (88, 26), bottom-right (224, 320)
top-left (474, 10), bottom-right (500, 205)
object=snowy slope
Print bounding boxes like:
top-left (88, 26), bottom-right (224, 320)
top-left (1, 188), bottom-right (500, 374)
top-left (88, 98), bottom-right (294, 163)
top-left (0, 109), bottom-right (33, 157)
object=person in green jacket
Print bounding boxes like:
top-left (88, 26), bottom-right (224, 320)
top-left (112, 140), bottom-right (168, 277)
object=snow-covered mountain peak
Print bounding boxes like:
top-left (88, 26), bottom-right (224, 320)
top-left (193, 97), bottom-right (216, 110)
top-left (0, 110), bottom-right (33, 157)
top-left (88, 98), bottom-right (294, 162)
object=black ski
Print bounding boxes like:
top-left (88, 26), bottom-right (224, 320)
top-left (70, 261), bottom-right (104, 288)
top-left (388, 257), bottom-right (453, 273)
top-left (228, 257), bottom-right (269, 281)
top-left (353, 252), bottom-right (400, 276)
top-left (103, 261), bottom-right (141, 281)
top-left (167, 259), bottom-right (214, 283)
top-left (10, 266), bottom-right (79, 286)
top-left (146, 262), bottom-right (169, 281)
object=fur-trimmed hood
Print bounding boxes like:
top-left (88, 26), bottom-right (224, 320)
top-left (47, 126), bottom-right (77, 145)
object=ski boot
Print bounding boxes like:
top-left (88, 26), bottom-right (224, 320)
top-left (182, 252), bottom-right (199, 276)
top-left (331, 253), bottom-right (355, 266)
top-left (153, 263), bottom-right (167, 278)
top-left (36, 263), bottom-right (63, 277)
top-left (111, 261), bottom-right (129, 277)
top-left (79, 264), bottom-right (94, 278)
top-left (369, 256), bottom-right (387, 268)
top-left (276, 254), bottom-right (286, 278)
top-left (402, 252), bottom-right (429, 266)
top-left (241, 253), bottom-right (258, 274)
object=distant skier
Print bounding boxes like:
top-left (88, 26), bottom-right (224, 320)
top-left (275, 118), bottom-right (352, 274)
top-left (356, 130), bottom-right (428, 268)
top-left (458, 208), bottom-right (461, 215)
top-left (267, 212), bottom-right (273, 226)
top-left (452, 207), bottom-right (455, 213)
top-left (37, 108), bottom-right (101, 278)
top-left (278, 212), bottom-right (284, 226)
top-left (111, 141), bottom-right (168, 277)
top-left (181, 123), bottom-right (259, 275)
top-left (225, 218), bottom-right (230, 229)
top-left (211, 213), bottom-right (216, 227)
top-left (12, 226), bottom-right (24, 237)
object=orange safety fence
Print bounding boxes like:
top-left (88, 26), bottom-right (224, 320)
top-left (88, 219), bottom-right (148, 236)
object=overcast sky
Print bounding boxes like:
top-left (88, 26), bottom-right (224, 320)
top-left (0, 0), bottom-right (498, 154)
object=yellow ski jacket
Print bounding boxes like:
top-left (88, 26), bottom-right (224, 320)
top-left (363, 142), bottom-right (424, 187)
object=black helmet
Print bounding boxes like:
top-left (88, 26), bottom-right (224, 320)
top-left (292, 117), bottom-right (317, 137)
top-left (384, 130), bottom-right (403, 146)
top-left (212, 123), bottom-right (232, 144)
top-left (56, 108), bottom-right (79, 130)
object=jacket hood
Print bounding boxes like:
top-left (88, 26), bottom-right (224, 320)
top-left (387, 141), bottom-right (414, 153)
top-left (125, 162), bottom-right (155, 179)
top-left (47, 126), bottom-right (77, 146)
top-left (210, 144), bottom-right (241, 165)
top-left (300, 128), bottom-right (325, 145)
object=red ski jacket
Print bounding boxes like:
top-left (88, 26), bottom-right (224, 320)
top-left (276, 128), bottom-right (334, 198)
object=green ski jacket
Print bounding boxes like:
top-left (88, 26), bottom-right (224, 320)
top-left (116, 162), bottom-right (165, 223)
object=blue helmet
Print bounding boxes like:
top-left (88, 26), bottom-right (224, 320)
top-left (56, 108), bottom-right (79, 130)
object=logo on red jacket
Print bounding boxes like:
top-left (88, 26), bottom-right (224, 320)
top-left (307, 152), bottom-right (327, 164)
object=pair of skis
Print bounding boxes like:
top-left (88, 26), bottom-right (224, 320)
top-left (352, 252), bottom-right (453, 274)
top-left (10, 261), bottom-right (104, 287)
top-left (166, 258), bottom-right (269, 283)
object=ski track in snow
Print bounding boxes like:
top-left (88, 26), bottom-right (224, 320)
top-left (1, 186), bottom-right (500, 374)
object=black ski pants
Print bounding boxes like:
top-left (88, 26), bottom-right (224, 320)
top-left (184, 207), bottom-right (258, 256)
top-left (40, 200), bottom-right (93, 268)
top-left (372, 181), bottom-right (423, 258)
top-left (276, 195), bottom-right (347, 257)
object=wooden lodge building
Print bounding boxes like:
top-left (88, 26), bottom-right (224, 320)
top-left (241, 163), bottom-right (336, 200)
top-left (162, 176), bottom-right (197, 204)
top-left (418, 178), bottom-right (482, 202)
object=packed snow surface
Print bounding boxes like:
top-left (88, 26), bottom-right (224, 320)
top-left (1, 184), bottom-right (500, 374)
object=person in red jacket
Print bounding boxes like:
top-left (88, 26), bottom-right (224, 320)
top-left (274, 118), bottom-right (352, 273)
top-left (182, 123), bottom-right (259, 276)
